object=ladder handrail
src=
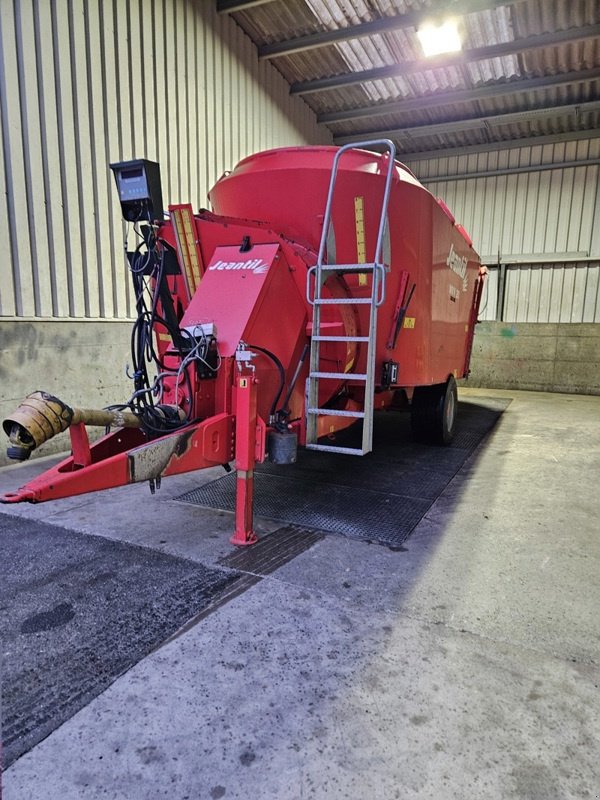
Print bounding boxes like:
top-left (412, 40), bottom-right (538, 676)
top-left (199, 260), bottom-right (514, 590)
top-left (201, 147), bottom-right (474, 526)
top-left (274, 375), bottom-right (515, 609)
top-left (316, 139), bottom-right (397, 269)
top-left (306, 139), bottom-right (397, 455)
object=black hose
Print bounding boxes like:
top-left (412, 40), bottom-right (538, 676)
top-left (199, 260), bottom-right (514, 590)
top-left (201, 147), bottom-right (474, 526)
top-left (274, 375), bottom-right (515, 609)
top-left (247, 344), bottom-right (286, 418)
top-left (127, 238), bottom-right (195, 433)
top-left (281, 343), bottom-right (309, 412)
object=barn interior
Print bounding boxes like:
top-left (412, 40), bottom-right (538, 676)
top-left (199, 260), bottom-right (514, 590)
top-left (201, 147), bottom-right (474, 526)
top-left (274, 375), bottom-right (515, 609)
top-left (1, 1), bottom-right (599, 798)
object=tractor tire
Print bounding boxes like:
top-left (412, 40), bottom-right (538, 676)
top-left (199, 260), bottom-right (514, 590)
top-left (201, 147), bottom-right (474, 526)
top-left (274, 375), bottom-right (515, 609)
top-left (411, 375), bottom-right (457, 445)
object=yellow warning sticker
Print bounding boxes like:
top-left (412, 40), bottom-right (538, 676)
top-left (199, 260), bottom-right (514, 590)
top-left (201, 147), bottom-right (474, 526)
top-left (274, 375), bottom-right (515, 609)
top-left (403, 317), bottom-right (416, 329)
top-left (354, 196), bottom-right (367, 285)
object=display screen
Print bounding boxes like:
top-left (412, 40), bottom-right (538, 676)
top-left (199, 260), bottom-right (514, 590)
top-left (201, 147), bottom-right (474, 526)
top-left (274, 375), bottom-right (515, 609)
top-left (122, 167), bottom-right (144, 180)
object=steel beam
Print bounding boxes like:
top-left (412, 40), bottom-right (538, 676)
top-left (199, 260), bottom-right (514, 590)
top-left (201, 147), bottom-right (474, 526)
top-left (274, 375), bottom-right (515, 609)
top-left (333, 101), bottom-right (600, 144)
top-left (400, 129), bottom-right (600, 162)
top-left (291, 24), bottom-right (600, 94)
top-left (217, 0), bottom-right (275, 12)
top-left (482, 252), bottom-right (593, 265)
top-left (419, 158), bottom-right (600, 184)
top-left (496, 263), bottom-right (506, 321)
top-left (318, 69), bottom-right (600, 124)
top-left (259, 0), bottom-right (522, 59)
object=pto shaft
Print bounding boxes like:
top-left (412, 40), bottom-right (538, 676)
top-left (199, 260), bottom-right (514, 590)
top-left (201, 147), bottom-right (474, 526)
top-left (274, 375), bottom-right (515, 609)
top-left (2, 391), bottom-right (142, 461)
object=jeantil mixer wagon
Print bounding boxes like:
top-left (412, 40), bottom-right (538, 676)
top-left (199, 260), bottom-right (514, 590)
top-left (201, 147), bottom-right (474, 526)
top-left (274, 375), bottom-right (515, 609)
top-left (2, 140), bottom-right (485, 544)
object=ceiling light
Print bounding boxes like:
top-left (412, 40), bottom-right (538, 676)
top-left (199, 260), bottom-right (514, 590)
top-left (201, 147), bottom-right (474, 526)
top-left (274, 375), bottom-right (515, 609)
top-left (417, 20), bottom-right (462, 57)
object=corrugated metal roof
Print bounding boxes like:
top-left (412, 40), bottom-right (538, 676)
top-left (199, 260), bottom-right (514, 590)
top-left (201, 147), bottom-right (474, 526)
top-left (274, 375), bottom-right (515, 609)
top-left (226, 0), bottom-right (600, 156)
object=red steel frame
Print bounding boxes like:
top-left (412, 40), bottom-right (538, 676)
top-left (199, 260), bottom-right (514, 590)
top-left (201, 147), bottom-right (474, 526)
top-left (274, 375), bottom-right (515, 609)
top-left (2, 414), bottom-right (236, 502)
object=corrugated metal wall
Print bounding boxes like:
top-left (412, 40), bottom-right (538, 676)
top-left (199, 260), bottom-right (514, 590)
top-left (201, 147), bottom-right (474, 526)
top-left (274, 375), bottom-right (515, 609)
top-left (0, 0), bottom-right (331, 321)
top-left (412, 138), bottom-right (600, 263)
top-left (408, 137), bottom-right (600, 322)
top-left (479, 263), bottom-right (600, 323)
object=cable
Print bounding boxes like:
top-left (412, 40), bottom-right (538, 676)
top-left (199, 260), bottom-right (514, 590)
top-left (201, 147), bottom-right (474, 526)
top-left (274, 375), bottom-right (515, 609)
top-left (246, 344), bottom-right (286, 419)
top-left (123, 228), bottom-right (224, 438)
top-left (281, 343), bottom-right (309, 413)
top-left (125, 229), bottom-right (191, 433)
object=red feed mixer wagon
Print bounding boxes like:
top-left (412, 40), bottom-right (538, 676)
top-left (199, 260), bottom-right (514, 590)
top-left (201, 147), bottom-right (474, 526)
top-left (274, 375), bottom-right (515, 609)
top-left (2, 140), bottom-right (486, 545)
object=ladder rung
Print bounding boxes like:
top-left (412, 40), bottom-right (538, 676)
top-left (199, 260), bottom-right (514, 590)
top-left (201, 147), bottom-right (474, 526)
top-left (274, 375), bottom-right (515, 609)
top-left (309, 371), bottom-right (367, 381)
top-left (307, 408), bottom-right (365, 418)
top-left (306, 444), bottom-right (367, 456)
top-left (317, 263), bottom-right (378, 272)
top-left (312, 335), bottom-right (370, 342)
top-left (314, 298), bottom-right (373, 305)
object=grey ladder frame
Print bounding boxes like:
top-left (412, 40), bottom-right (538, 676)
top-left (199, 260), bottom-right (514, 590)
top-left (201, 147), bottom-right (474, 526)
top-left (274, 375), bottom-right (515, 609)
top-left (305, 139), bottom-right (397, 455)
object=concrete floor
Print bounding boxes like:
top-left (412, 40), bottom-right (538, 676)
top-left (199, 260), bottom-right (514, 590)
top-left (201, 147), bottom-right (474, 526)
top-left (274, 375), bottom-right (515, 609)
top-left (1, 387), bottom-right (599, 799)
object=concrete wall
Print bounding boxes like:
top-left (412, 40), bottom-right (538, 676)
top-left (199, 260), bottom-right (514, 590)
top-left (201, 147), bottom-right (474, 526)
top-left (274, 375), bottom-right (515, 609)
top-left (465, 322), bottom-right (600, 395)
top-left (0, 321), bottom-right (132, 466)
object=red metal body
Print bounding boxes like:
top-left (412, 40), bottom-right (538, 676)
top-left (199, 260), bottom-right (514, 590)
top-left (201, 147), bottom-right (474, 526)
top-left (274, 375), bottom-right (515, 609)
top-left (2, 146), bottom-right (485, 543)
top-left (209, 146), bottom-right (482, 390)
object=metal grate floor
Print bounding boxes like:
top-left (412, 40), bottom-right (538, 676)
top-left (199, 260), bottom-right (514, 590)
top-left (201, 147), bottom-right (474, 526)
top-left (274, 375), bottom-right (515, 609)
top-left (177, 398), bottom-right (510, 547)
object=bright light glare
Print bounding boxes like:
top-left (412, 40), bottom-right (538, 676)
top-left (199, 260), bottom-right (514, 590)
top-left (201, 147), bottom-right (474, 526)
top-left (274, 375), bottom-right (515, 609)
top-left (417, 20), bottom-right (462, 57)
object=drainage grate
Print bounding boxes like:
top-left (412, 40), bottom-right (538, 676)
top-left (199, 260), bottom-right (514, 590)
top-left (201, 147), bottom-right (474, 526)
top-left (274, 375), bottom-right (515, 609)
top-left (219, 524), bottom-right (324, 575)
top-left (177, 399), bottom-right (510, 547)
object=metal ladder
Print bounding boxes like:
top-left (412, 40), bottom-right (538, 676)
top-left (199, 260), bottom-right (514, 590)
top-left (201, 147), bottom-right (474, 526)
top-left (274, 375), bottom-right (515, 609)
top-left (305, 139), bottom-right (397, 455)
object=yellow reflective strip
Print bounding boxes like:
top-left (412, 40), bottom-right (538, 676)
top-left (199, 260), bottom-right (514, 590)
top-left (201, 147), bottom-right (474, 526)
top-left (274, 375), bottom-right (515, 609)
top-left (181, 208), bottom-right (201, 290)
top-left (171, 207), bottom-right (198, 297)
top-left (354, 196), bottom-right (367, 286)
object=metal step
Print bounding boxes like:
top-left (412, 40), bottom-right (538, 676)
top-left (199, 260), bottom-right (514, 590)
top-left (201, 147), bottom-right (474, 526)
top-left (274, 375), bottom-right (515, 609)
top-left (318, 263), bottom-right (377, 272)
top-left (305, 443), bottom-right (367, 456)
top-left (306, 408), bottom-right (365, 418)
top-left (309, 371), bottom-right (367, 381)
top-left (312, 335), bottom-right (370, 343)
top-left (313, 297), bottom-right (373, 305)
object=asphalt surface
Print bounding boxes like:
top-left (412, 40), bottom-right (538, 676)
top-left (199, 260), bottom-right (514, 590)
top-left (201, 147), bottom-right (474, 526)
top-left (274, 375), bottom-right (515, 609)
top-left (0, 515), bottom-right (239, 766)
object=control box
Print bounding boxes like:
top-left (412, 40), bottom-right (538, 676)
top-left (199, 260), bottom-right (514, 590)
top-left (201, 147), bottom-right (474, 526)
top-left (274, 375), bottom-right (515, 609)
top-left (110, 158), bottom-right (164, 222)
